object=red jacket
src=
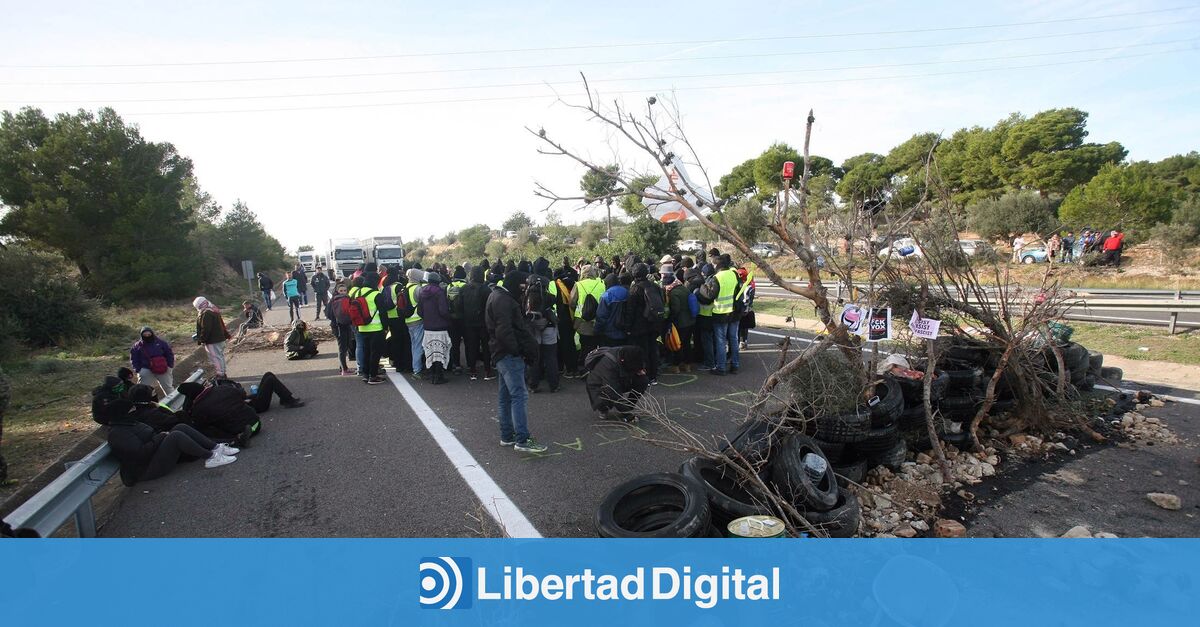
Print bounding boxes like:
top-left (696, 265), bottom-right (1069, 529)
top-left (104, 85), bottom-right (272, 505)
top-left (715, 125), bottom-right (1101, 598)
top-left (1102, 233), bottom-right (1124, 251)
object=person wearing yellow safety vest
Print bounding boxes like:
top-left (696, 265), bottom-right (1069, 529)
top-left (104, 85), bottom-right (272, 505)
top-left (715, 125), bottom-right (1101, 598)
top-left (690, 265), bottom-right (717, 370)
top-left (382, 273), bottom-right (412, 375)
top-left (447, 266), bottom-right (468, 374)
top-left (570, 265), bottom-right (605, 372)
top-left (404, 268), bottom-right (427, 378)
top-left (554, 258), bottom-right (580, 379)
top-left (708, 254), bottom-right (744, 376)
top-left (348, 275), bottom-right (388, 384)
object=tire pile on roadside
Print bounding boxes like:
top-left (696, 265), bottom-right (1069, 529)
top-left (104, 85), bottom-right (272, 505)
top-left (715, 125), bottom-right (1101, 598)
top-left (594, 421), bottom-right (859, 538)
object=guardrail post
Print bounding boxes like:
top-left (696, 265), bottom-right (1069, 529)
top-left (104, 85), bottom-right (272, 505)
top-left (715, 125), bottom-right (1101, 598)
top-left (73, 499), bottom-right (97, 538)
top-left (1169, 311), bottom-right (1179, 335)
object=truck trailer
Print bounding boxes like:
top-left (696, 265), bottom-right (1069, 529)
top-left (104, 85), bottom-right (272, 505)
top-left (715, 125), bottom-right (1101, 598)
top-left (327, 239), bottom-right (366, 278)
top-left (362, 236), bottom-right (406, 272)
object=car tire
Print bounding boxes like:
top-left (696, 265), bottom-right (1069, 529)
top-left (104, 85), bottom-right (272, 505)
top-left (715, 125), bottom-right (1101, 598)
top-left (717, 418), bottom-right (779, 471)
top-left (1022, 256), bottom-right (1035, 264)
top-left (815, 408), bottom-right (871, 444)
top-left (1098, 366), bottom-right (1123, 383)
top-left (679, 457), bottom-right (771, 529)
top-left (851, 421), bottom-right (901, 456)
top-left (833, 458), bottom-right (869, 487)
top-left (595, 472), bottom-right (712, 538)
top-left (802, 487), bottom-right (861, 538)
top-left (898, 403), bottom-right (928, 429)
top-left (868, 378), bottom-right (904, 428)
top-left (811, 439), bottom-right (847, 463)
top-left (769, 434), bottom-right (840, 512)
top-left (943, 362), bottom-right (982, 393)
top-left (870, 439), bottom-right (908, 470)
top-left (1087, 350), bottom-right (1104, 376)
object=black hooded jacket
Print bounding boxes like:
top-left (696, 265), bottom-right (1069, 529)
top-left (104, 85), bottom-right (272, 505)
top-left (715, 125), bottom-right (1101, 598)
top-left (460, 266), bottom-right (491, 328)
top-left (179, 381), bottom-right (259, 439)
top-left (485, 271), bottom-right (538, 365)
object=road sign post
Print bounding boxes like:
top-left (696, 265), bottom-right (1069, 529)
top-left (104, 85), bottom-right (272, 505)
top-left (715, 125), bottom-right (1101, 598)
top-left (241, 260), bottom-right (255, 299)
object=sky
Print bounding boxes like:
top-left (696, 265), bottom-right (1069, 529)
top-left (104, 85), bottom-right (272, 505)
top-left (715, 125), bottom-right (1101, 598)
top-left (2, 0), bottom-right (1197, 251)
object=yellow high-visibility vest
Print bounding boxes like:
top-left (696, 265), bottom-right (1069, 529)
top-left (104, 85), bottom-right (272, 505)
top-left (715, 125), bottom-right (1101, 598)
top-left (406, 284), bottom-right (423, 324)
top-left (712, 269), bottom-right (739, 315)
top-left (354, 287), bottom-right (384, 332)
top-left (574, 278), bottom-right (605, 319)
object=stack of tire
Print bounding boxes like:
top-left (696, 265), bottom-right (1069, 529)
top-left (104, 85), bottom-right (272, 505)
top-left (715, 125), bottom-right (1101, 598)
top-left (594, 424), bottom-right (861, 537)
top-left (808, 377), bottom-right (908, 485)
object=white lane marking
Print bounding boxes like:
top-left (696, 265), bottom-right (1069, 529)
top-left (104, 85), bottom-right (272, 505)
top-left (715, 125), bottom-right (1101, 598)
top-left (386, 371), bottom-right (542, 538)
top-left (750, 329), bottom-right (1200, 404)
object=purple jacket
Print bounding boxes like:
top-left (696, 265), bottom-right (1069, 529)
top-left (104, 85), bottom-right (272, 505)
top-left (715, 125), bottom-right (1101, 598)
top-left (417, 284), bottom-right (451, 332)
top-left (130, 338), bottom-right (175, 372)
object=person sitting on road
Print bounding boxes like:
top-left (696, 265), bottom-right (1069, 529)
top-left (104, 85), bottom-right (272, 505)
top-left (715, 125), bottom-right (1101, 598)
top-left (108, 409), bottom-right (239, 486)
top-left (236, 301), bottom-right (264, 339)
top-left (127, 383), bottom-right (187, 432)
top-left (130, 325), bottom-right (176, 398)
top-left (285, 320), bottom-right (319, 360)
top-left (178, 373), bottom-right (304, 448)
top-left (584, 345), bottom-right (649, 423)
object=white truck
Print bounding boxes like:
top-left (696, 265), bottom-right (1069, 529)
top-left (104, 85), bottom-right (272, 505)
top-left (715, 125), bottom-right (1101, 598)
top-left (362, 236), bottom-right (406, 272)
top-left (327, 239), bottom-right (366, 278)
top-left (297, 250), bottom-right (318, 272)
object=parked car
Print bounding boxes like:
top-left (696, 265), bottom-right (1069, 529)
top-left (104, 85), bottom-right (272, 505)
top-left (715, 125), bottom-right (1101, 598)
top-left (750, 242), bottom-right (781, 258)
top-left (677, 239), bottom-right (705, 253)
top-left (957, 239), bottom-right (992, 257)
top-left (878, 237), bottom-right (923, 259)
top-left (503, 230), bottom-right (518, 238)
top-left (1019, 247), bottom-right (1050, 264)
top-left (599, 237), bottom-right (613, 245)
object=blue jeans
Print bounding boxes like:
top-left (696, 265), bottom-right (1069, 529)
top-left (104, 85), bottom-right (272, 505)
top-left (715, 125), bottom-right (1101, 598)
top-left (354, 330), bottom-right (366, 374)
top-left (713, 318), bottom-right (740, 373)
top-left (261, 289), bottom-right (273, 310)
top-left (408, 322), bottom-right (425, 373)
top-left (300, 291), bottom-right (308, 305)
top-left (496, 355), bottom-right (530, 444)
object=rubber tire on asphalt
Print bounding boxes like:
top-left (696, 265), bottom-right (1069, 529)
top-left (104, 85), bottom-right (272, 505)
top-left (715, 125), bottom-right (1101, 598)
top-left (815, 408), bottom-right (871, 444)
top-left (595, 472), bottom-right (712, 538)
top-left (1088, 350), bottom-right (1104, 376)
top-left (870, 438), bottom-right (908, 470)
top-left (769, 433), bottom-right (840, 512)
top-left (679, 457), bottom-right (770, 529)
top-left (833, 458), bottom-right (869, 487)
top-left (1099, 366), bottom-right (1123, 383)
top-left (868, 377), bottom-right (904, 427)
top-left (851, 421), bottom-right (901, 456)
top-left (802, 487), bottom-right (862, 538)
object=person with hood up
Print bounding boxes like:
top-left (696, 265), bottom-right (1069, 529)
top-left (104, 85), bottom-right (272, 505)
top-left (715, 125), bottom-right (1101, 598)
top-left (285, 320), bottom-right (319, 360)
top-left (584, 345), bottom-right (649, 423)
top-left (418, 272), bottom-right (452, 384)
top-left (525, 259), bottom-right (560, 393)
top-left (130, 326), bottom-right (176, 397)
top-left (404, 268), bottom-right (427, 377)
top-left (193, 297), bottom-right (230, 377)
top-left (447, 266), bottom-right (468, 374)
top-left (325, 283), bottom-right (356, 375)
top-left (485, 270), bottom-right (547, 454)
top-left (107, 401), bottom-right (239, 485)
top-left (382, 272), bottom-right (411, 375)
top-left (460, 265), bottom-right (495, 380)
top-left (292, 265), bottom-right (309, 306)
top-left (594, 273), bottom-right (632, 347)
top-left (663, 264), bottom-right (695, 373)
top-left (624, 262), bottom-right (664, 384)
top-left (553, 261), bottom-right (579, 378)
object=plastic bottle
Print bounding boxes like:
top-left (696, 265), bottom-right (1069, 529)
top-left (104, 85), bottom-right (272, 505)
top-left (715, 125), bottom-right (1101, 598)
top-left (250, 384), bottom-right (259, 397)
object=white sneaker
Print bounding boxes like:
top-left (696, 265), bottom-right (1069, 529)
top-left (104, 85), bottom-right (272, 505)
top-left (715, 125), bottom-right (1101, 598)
top-left (205, 453), bottom-right (237, 469)
top-left (215, 443), bottom-right (240, 456)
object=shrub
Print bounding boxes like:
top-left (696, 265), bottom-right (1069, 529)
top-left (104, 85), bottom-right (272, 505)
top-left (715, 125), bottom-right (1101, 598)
top-left (967, 191), bottom-right (1057, 241)
top-left (0, 246), bottom-right (100, 359)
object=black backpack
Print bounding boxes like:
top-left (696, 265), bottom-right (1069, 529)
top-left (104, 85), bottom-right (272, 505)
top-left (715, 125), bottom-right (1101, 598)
top-left (581, 292), bottom-right (599, 321)
top-left (641, 283), bottom-right (665, 323)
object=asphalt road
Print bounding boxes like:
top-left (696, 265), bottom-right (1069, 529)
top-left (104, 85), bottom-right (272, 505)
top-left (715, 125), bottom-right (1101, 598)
top-left (99, 302), bottom-right (1199, 538)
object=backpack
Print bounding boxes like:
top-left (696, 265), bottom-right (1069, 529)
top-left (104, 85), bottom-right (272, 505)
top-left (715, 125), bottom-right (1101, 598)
top-left (581, 293), bottom-right (599, 322)
top-left (614, 297), bottom-right (634, 334)
top-left (687, 291), bottom-right (700, 317)
top-left (346, 291), bottom-right (373, 327)
top-left (395, 285), bottom-right (416, 319)
top-left (447, 281), bottom-right (463, 306)
top-left (697, 276), bottom-right (719, 304)
top-left (641, 283), bottom-right (665, 323)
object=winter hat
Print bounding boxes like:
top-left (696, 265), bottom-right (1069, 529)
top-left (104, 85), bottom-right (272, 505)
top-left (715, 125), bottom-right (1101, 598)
top-left (659, 254), bottom-right (674, 264)
top-left (454, 266), bottom-right (467, 280)
top-left (470, 265), bottom-right (485, 283)
top-left (427, 272), bottom-right (443, 284)
top-left (406, 268), bottom-right (424, 283)
top-left (503, 271), bottom-right (529, 291)
top-left (660, 264), bottom-right (675, 277)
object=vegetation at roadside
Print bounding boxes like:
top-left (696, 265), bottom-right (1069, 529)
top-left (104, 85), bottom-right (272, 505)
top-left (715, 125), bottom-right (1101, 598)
top-left (1067, 322), bottom-right (1200, 366)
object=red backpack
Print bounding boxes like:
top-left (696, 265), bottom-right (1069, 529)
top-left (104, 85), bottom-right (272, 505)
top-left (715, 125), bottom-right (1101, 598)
top-left (345, 290), bottom-right (374, 326)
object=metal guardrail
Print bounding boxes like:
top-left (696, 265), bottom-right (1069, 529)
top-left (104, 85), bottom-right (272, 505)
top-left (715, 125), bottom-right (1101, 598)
top-left (1, 369), bottom-right (204, 538)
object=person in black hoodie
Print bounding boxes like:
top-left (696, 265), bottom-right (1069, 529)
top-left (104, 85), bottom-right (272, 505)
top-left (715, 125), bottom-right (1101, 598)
top-left (485, 270), bottom-right (546, 454)
top-left (292, 265), bottom-right (309, 306)
top-left (178, 373), bottom-right (303, 447)
top-left (311, 267), bottom-right (331, 320)
top-left (584, 346), bottom-right (648, 423)
top-left (257, 272), bottom-right (274, 310)
top-left (108, 413), bottom-right (239, 485)
top-left (460, 265), bottom-right (495, 380)
top-left (527, 258), bottom-right (560, 393)
top-left (624, 263), bottom-right (663, 384)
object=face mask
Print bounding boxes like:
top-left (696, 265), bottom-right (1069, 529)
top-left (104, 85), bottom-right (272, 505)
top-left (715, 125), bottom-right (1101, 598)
top-left (142, 334), bottom-right (154, 343)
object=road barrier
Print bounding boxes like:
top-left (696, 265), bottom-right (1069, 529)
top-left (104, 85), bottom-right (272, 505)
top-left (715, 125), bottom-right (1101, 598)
top-left (1, 369), bottom-right (205, 538)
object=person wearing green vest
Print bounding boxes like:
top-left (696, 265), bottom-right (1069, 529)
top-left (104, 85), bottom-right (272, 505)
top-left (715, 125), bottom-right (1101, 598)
top-left (690, 266), bottom-right (715, 370)
top-left (405, 268), bottom-right (427, 377)
top-left (709, 254), bottom-right (742, 375)
top-left (383, 273), bottom-right (411, 374)
top-left (570, 265), bottom-right (605, 371)
top-left (352, 278), bottom-right (388, 384)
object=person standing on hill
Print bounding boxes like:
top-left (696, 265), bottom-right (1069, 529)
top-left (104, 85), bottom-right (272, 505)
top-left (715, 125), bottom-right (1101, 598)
top-left (311, 267), bottom-right (331, 321)
top-left (130, 326), bottom-right (175, 397)
top-left (193, 297), bottom-right (230, 378)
